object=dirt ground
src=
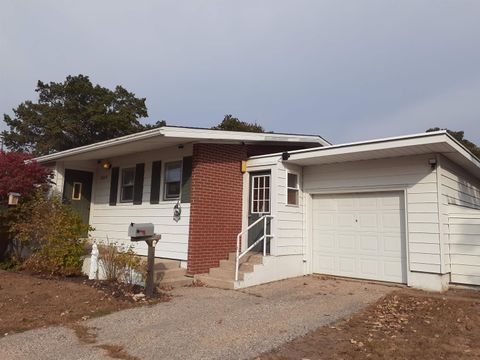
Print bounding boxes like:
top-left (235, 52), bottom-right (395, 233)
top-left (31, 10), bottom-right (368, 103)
top-left (258, 286), bottom-right (480, 360)
top-left (0, 270), bottom-right (166, 337)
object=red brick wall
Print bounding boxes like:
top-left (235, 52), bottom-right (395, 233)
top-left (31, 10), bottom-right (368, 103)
top-left (187, 144), bottom-right (248, 274)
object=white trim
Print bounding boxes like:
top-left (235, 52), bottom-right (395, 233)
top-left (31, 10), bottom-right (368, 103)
top-left (435, 154), bottom-right (447, 274)
top-left (286, 171), bottom-right (300, 207)
top-left (72, 182), bottom-right (82, 201)
top-left (250, 174), bottom-right (271, 214)
top-left (119, 167), bottom-right (136, 203)
top-left (163, 160), bottom-right (183, 201)
top-left (250, 130), bottom-right (450, 160)
top-left (34, 126), bottom-right (327, 163)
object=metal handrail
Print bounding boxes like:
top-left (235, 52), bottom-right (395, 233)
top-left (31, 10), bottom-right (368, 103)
top-left (235, 215), bottom-right (274, 281)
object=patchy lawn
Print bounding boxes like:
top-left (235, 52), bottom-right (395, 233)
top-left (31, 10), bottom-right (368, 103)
top-left (0, 270), bottom-right (167, 337)
top-left (257, 287), bottom-right (480, 359)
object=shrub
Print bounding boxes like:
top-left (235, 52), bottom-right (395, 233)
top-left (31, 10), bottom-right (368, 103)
top-left (98, 240), bottom-right (145, 285)
top-left (10, 191), bottom-right (90, 276)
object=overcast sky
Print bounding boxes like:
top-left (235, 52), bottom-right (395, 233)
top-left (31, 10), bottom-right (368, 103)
top-left (1, 1), bottom-right (479, 145)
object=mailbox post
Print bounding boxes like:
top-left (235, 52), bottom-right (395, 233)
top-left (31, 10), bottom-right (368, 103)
top-left (128, 223), bottom-right (160, 298)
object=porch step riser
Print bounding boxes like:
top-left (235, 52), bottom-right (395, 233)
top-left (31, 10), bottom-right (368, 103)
top-left (209, 267), bottom-right (244, 281)
top-left (155, 268), bottom-right (187, 281)
top-left (157, 277), bottom-right (193, 289)
top-left (219, 260), bottom-right (255, 272)
top-left (153, 259), bottom-right (182, 271)
top-left (228, 252), bottom-right (263, 264)
top-left (194, 274), bottom-right (235, 290)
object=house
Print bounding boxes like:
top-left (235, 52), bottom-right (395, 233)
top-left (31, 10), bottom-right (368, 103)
top-left (35, 127), bottom-right (480, 292)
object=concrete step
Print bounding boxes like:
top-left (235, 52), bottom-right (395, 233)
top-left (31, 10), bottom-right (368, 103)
top-left (209, 267), bottom-right (244, 281)
top-left (219, 259), bottom-right (255, 273)
top-left (155, 267), bottom-right (187, 281)
top-left (194, 274), bottom-right (235, 290)
top-left (157, 277), bottom-right (193, 289)
top-left (228, 252), bottom-right (263, 264)
top-left (153, 259), bottom-right (181, 271)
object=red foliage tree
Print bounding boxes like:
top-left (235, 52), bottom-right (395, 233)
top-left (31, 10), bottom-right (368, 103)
top-left (0, 151), bottom-right (52, 203)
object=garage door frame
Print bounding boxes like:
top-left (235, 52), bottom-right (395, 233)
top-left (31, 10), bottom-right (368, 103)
top-left (305, 187), bottom-right (410, 284)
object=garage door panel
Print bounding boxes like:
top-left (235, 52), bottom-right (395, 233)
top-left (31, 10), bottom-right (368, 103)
top-left (312, 191), bottom-right (407, 284)
top-left (338, 234), bottom-right (356, 250)
top-left (359, 234), bottom-right (378, 251)
top-left (313, 230), bottom-right (335, 248)
top-left (338, 256), bottom-right (356, 274)
top-left (358, 213), bottom-right (377, 228)
top-left (337, 197), bottom-right (355, 210)
top-left (338, 213), bottom-right (356, 227)
top-left (313, 254), bottom-right (334, 273)
top-left (360, 258), bottom-right (379, 276)
top-left (383, 234), bottom-right (403, 253)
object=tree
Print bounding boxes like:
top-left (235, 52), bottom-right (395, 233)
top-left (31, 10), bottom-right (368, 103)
top-left (427, 128), bottom-right (480, 158)
top-left (213, 114), bottom-right (264, 133)
top-left (0, 151), bottom-right (52, 203)
top-left (0, 151), bottom-right (52, 260)
top-left (2, 75), bottom-right (165, 155)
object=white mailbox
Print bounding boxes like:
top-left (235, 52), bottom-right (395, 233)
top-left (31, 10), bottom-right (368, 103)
top-left (128, 223), bottom-right (155, 240)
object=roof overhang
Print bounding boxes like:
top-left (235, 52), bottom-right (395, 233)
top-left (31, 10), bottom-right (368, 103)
top-left (250, 131), bottom-right (480, 179)
top-left (34, 126), bottom-right (328, 163)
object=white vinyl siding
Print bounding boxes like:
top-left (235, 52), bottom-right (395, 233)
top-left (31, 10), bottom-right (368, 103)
top-left (448, 208), bottom-right (480, 285)
top-left (303, 154), bottom-right (441, 273)
top-left (275, 162), bottom-right (304, 256)
top-left (439, 155), bottom-right (480, 281)
top-left (90, 145), bottom-right (192, 260)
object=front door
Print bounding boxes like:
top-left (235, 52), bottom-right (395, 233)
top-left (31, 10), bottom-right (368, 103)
top-left (248, 171), bottom-right (271, 253)
top-left (63, 169), bottom-right (93, 236)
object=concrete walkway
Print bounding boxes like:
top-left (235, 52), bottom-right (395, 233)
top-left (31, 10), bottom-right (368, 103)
top-left (0, 276), bottom-right (393, 360)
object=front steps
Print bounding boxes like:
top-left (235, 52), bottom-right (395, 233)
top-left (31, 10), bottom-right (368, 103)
top-left (194, 252), bottom-right (264, 290)
top-left (154, 258), bottom-right (193, 289)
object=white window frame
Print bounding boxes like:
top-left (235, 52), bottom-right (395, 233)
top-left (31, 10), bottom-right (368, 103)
top-left (72, 182), bottom-right (82, 201)
top-left (120, 167), bottom-right (135, 203)
top-left (251, 174), bottom-right (271, 214)
top-left (163, 160), bottom-right (183, 201)
top-left (286, 171), bottom-right (300, 206)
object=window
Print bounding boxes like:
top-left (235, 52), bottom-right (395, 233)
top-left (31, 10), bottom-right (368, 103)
top-left (72, 182), bottom-right (82, 200)
top-left (164, 161), bottom-right (182, 200)
top-left (287, 172), bottom-right (299, 206)
top-left (251, 174), bottom-right (270, 213)
top-left (120, 167), bottom-right (135, 202)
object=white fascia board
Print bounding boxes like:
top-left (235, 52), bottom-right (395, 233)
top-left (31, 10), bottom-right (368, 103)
top-left (250, 131), bottom-right (450, 160)
top-left (34, 127), bottom-right (165, 163)
top-left (288, 132), bottom-right (449, 162)
top-left (160, 126), bottom-right (328, 145)
top-left (33, 125), bottom-right (327, 164)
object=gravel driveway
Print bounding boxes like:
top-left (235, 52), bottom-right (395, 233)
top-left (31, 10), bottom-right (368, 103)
top-left (0, 276), bottom-right (393, 360)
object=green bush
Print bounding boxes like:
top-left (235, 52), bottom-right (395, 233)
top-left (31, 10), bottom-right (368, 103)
top-left (10, 191), bottom-right (90, 276)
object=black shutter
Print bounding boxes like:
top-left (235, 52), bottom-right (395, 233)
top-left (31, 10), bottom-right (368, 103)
top-left (150, 161), bottom-right (162, 204)
top-left (109, 167), bottom-right (119, 206)
top-left (133, 163), bottom-right (145, 205)
top-left (181, 156), bottom-right (193, 203)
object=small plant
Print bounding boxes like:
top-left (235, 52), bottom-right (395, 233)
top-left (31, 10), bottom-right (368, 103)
top-left (97, 240), bottom-right (145, 285)
top-left (9, 191), bottom-right (90, 276)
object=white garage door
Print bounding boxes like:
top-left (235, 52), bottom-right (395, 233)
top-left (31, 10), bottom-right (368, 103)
top-left (312, 191), bottom-right (407, 283)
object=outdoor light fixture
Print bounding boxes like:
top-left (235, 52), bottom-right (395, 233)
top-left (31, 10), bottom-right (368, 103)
top-left (100, 160), bottom-right (112, 169)
top-left (282, 152), bottom-right (291, 161)
top-left (428, 158), bottom-right (437, 169)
